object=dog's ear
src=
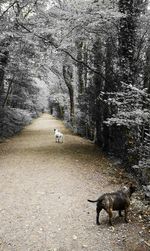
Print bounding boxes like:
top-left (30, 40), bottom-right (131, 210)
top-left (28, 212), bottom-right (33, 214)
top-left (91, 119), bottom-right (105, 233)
top-left (129, 182), bottom-right (137, 192)
top-left (129, 182), bottom-right (136, 187)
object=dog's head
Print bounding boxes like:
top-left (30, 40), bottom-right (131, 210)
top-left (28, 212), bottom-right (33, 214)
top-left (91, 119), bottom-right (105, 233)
top-left (121, 182), bottom-right (137, 197)
top-left (129, 183), bottom-right (137, 194)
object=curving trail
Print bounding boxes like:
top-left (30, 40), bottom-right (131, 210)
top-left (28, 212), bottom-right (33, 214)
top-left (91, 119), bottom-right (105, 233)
top-left (0, 114), bottom-right (145, 251)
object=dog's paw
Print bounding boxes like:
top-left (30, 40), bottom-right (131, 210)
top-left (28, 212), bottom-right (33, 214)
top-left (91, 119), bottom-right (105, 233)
top-left (109, 226), bottom-right (115, 231)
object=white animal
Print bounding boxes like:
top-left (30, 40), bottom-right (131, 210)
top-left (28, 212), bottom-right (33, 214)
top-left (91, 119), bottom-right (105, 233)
top-left (54, 129), bottom-right (63, 143)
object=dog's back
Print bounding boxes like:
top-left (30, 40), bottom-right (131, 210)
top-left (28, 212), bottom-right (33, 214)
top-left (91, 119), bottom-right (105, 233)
top-left (99, 191), bottom-right (130, 211)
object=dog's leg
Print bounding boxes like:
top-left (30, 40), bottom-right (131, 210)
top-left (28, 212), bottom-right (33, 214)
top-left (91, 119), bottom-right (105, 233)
top-left (124, 208), bottom-right (129, 223)
top-left (119, 210), bottom-right (123, 217)
top-left (107, 208), bottom-right (113, 226)
top-left (96, 206), bottom-right (101, 225)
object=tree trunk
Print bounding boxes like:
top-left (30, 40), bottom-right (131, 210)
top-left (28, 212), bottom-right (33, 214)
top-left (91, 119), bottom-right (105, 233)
top-left (93, 38), bottom-right (105, 146)
top-left (76, 41), bottom-right (84, 94)
top-left (0, 47), bottom-right (9, 106)
top-left (2, 76), bottom-right (14, 107)
top-left (62, 65), bottom-right (74, 124)
top-left (144, 44), bottom-right (150, 94)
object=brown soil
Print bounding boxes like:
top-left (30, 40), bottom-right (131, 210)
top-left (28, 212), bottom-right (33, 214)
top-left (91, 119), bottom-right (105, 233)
top-left (0, 114), bottom-right (149, 251)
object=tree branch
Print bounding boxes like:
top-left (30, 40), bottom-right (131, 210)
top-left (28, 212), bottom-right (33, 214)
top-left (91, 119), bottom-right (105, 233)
top-left (23, 0), bottom-right (39, 19)
top-left (17, 21), bottom-right (110, 84)
top-left (0, 1), bottom-right (17, 18)
top-left (59, 24), bottom-right (81, 44)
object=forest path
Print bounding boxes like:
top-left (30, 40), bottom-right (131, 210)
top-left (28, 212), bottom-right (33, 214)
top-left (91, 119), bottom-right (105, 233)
top-left (0, 114), bottom-right (145, 251)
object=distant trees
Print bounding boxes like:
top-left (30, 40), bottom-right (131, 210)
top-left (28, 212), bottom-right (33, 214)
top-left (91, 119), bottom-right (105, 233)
top-left (42, 0), bottom-right (149, 183)
top-left (0, 0), bottom-right (49, 137)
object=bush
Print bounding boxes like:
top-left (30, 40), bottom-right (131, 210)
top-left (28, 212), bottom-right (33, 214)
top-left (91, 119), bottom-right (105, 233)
top-left (0, 107), bottom-right (32, 139)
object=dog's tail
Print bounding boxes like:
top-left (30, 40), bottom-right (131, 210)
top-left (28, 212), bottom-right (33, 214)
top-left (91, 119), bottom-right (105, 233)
top-left (87, 199), bottom-right (98, 203)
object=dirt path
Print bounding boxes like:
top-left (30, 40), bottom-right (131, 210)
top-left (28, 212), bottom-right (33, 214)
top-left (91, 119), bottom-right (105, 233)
top-left (0, 114), bottom-right (148, 251)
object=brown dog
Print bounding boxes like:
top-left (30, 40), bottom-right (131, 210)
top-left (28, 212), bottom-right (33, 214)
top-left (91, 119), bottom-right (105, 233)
top-left (88, 183), bottom-right (136, 226)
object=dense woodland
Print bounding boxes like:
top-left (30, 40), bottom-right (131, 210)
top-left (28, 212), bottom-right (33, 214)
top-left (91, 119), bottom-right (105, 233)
top-left (0, 0), bottom-right (150, 185)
